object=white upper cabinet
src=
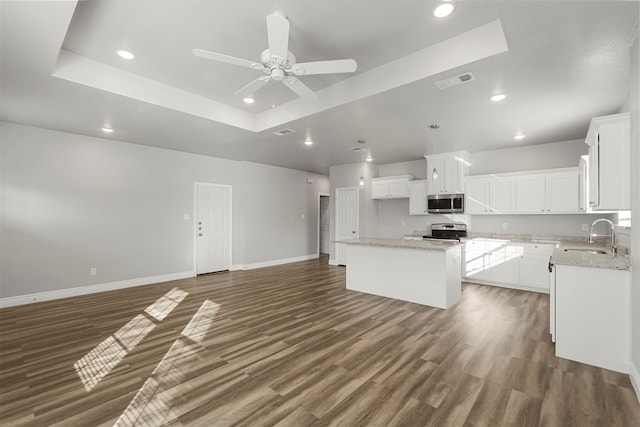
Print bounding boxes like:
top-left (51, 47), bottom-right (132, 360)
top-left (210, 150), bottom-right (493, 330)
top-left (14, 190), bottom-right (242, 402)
top-left (465, 176), bottom-right (515, 214)
top-left (409, 180), bottom-right (428, 215)
top-left (465, 178), bottom-right (490, 214)
top-left (425, 151), bottom-right (469, 195)
top-left (515, 171), bottom-right (580, 214)
top-left (585, 112), bottom-right (630, 211)
top-left (466, 168), bottom-right (581, 215)
top-left (490, 177), bottom-right (516, 214)
top-left (371, 175), bottom-right (413, 199)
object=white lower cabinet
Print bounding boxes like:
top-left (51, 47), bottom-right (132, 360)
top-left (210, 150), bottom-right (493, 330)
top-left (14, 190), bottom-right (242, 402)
top-left (554, 265), bottom-right (630, 373)
top-left (463, 239), bottom-right (554, 293)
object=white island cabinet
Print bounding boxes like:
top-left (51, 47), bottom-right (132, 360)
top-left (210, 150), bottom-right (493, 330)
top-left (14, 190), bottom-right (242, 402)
top-left (339, 238), bottom-right (462, 309)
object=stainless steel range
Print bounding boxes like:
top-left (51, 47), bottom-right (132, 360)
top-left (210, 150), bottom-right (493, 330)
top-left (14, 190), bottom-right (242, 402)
top-left (423, 223), bottom-right (467, 242)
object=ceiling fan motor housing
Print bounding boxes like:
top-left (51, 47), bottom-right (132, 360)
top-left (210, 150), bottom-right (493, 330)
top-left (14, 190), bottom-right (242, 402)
top-left (260, 49), bottom-right (296, 72)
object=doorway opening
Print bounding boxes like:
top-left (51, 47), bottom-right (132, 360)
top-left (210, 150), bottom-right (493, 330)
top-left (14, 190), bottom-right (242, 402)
top-left (318, 193), bottom-right (330, 256)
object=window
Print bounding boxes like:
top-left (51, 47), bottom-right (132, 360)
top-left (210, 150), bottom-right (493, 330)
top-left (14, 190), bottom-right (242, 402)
top-left (617, 210), bottom-right (631, 227)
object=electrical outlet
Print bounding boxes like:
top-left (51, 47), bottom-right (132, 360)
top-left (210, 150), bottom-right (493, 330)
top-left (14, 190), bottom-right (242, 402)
top-left (582, 224), bottom-right (589, 232)
top-left (90, 268), bottom-right (97, 276)
top-left (401, 221), bottom-right (406, 227)
top-left (301, 213), bottom-right (305, 219)
top-left (183, 213), bottom-right (190, 220)
top-left (502, 222), bottom-right (508, 230)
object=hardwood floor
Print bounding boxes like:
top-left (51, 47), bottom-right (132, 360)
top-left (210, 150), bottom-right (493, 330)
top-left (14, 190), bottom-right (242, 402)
top-left (1, 255), bottom-right (639, 426)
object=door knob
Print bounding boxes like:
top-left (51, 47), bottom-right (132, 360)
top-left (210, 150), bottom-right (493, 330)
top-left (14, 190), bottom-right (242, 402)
top-left (352, 231), bottom-right (356, 234)
top-left (198, 233), bottom-right (203, 237)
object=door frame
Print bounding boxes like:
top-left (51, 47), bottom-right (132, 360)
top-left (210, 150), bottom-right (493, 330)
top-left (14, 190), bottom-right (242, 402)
top-left (193, 182), bottom-right (232, 275)
top-left (317, 192), bottom-right (330, 256)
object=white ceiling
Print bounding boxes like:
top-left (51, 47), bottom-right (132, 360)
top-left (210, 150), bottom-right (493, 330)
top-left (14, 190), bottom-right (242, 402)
top-left (1, 1), bottom-right (638, 174)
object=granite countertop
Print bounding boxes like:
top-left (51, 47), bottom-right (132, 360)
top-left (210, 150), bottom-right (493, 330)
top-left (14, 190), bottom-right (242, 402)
top-left (550, 244), bottom-right (631, 271)
top-left (406, 230), bottom-right (631, 271)
top-left (335, 237), bottom-right (463, 251)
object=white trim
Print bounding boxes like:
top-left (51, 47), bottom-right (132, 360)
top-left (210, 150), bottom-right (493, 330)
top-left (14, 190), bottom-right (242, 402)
top-left (328, 258), bottom-right (339, 266)
top-left (0, 271), bottom-right (194, 308)
top-left (193, 182), bottom-right (233, 274)
top-left (630, 361), bottom-right (640, 404)
top-left (463, 279), bottom-right (550, 294)
top-left (231, 253), bottom-right (319, 271)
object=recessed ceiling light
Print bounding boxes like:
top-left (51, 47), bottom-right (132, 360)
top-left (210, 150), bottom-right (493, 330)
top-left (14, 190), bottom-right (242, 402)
top-left (433, 1), bottom-right (455, 18)
top-left (115, 49), bottom-right (135, 60)
top-left (490, 93), bottom-right (506, 102)
top-left (243, 97), bottom-right (255, 104)
top-left (101, 127), bottom-right (114, 133)
top-left (514, 134), bottom-right (526, 140)
top-left (304, 139), bottom-right (313, 146)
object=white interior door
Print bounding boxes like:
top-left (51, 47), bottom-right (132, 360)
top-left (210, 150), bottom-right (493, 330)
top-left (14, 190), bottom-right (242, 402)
top-left (335, 187), bottom-right (359, 266)
top-left (319, 195), bottom-right (330, 254)
top-left (196, 183), bottom-right (231, 274)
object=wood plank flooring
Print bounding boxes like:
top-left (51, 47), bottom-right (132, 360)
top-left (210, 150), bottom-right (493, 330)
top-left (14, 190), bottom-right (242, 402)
top-left (1, 255), bottom-right (639, 426)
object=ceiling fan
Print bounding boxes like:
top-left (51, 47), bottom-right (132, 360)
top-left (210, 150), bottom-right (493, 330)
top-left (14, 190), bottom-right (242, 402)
top-left (193, 11), bottom-right (357, 100)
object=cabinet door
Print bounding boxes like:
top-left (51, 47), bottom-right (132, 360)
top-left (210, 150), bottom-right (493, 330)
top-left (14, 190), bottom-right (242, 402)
top-left (515, 175), bottom-right (546, 213)
top-left (443, 156), bottom-right (461, 194)
top-left (388, 178), bottom-right (410, 198)
top-left (465, 179), bottom-right (490, 214)
top-left (409, 181), bottom-right (428, 215)
top-left (371, 180), bottom-right (389, 199)
top-left (486, 246), bottom-right (519, 284)
top-left (490, 177), bottom-right (516, 214)
top-left (546, 172), bottom-right (580, 213)
top-left (519, 255), bottom-right (551, 291)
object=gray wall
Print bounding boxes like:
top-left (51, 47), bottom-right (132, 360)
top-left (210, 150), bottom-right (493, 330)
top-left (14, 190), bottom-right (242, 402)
top-left (469, 140), bottom-right (586, 175)
top-left (628, 27), bottom-right (640, 383)
top-left (0, 122), bottom-right (329, 299)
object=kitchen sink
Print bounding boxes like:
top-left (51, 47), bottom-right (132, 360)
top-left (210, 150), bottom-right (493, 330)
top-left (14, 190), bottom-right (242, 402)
top-left (563, 248), bottom-right (608, 255)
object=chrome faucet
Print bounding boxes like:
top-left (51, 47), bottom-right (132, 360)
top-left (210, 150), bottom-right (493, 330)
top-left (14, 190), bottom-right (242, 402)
top-left (589, 218), bottom-right (616, 254)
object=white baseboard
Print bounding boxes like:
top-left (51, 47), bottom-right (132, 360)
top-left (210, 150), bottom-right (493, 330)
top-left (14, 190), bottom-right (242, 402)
top-left (231, 253), bottom-right (319, 271)
top-left (0, 271), bottom-right (195, 308)
top-left (630, 360), bottom-right (640, 404)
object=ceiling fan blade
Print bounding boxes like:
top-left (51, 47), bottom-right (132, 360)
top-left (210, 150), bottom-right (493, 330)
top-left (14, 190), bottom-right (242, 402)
top-left (283, 77), bottom-right (318, 100)
top-left (266, 12), bottom-right (289, 60)
top-left (193, 48), bottom-right (265, 71)
top-left (234, 76), bottom-right (271, 98)
top-left (292, 59), bottom-right (357, 76)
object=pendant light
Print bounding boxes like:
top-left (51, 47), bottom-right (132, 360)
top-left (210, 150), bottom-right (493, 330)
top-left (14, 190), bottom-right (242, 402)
top-left (357, 138), bottom-right (366, 187)
top-left (430, 125), bottom-right (439, 180)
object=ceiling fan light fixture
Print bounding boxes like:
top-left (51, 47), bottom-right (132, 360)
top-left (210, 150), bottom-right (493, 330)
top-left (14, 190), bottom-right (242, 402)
top-left (433, 2), bottom-right (455, 18)
top-left (115, 49), bottom-right (135, 60)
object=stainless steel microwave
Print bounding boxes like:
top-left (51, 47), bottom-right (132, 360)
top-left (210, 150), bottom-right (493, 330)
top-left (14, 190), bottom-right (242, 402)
top-left (427, 193), bottom-right (464, 214)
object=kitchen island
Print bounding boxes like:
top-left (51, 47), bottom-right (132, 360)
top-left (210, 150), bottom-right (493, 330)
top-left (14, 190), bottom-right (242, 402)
top-left (336, 237), bottom-right (463, 309)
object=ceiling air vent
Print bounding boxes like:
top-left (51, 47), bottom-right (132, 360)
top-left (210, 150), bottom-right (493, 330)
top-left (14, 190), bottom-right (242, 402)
top-left (272, 128), bottom-right (295, 136)
top-left (435, 72), bottom-right (476, 90)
